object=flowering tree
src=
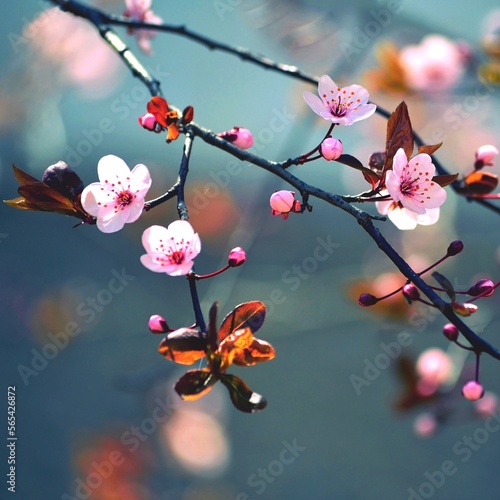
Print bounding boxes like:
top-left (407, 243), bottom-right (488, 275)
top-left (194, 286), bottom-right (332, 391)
top-left (4, 1), bottom-right (500, 495)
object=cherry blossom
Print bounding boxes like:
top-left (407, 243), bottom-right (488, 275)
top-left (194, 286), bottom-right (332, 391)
top-left (124, 0), bottom-right (163, 55)
top-left (141, 220), bottom-right (201, 276)
top-left (376, 195), bottom-right (441, 230)
top-left (399, 35), bottom-right (466, 91)
top-left (81, 155), bottom-right (151, 233)
top-left (303, 75), bottom-right (376, 126)
top-left (475, 144), bottom-right (499, 168)
top-left (385, 148), bottom-right (447, 216)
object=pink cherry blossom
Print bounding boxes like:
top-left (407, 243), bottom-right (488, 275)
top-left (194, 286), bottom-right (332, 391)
top-left (124, 0), bottom-right (163, 55)
top-left (376, 193), bottom-right (440, 230)
top-left (303, 75), bottom-right (376, 126)
top-left (385, 148), bottom-right (447, 215)
top-left (81, 155), bottom-right (151, 233)
top-left (399, 35), bottom-right (465, 91)
top-left (140, 221), bottom-right (201, 276)
top-left (416, 348), bottom-right (453, 386)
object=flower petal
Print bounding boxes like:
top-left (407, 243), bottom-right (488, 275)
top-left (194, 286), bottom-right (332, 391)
top-left (303, 91), bottom-right (327, 116)
top-left (97, 155), bottom-right (131, 183)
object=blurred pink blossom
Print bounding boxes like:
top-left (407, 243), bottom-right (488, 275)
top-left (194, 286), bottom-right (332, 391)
top-left (416, 348), bottom-right (454, 387)
top-left (399, 35), bottom-right (466, 92)
top-left (414, 413), bottom-right (438, 438)
top-left (124, 0), bottom-right (163, 55)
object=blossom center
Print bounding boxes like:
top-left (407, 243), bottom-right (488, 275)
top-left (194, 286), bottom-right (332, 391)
top-left (116, 190), bottom-right (135, 207)
top-left (167, 250), bottom-right (185, 265)
top-left (330, 96), bottom-right (348, 118)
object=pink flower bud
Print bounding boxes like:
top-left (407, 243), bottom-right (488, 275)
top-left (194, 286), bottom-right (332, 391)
top-left (218, 127), bottom-right (254, 149)
top-left (447, 240), bottom-right (464, 256)
top-left (228, 247), bottom-right (246, 267)
top-left (452, 301), bottom-right (478, 316)
top-left (475, 145), bottom-right (499, 168)
top-left (148, 314), bottom-right (171, 334)
top-left (462, 380), bottom-right (485, 401)
top-left (320, 137), bottom-right (343, 160)
top-left (358, 293), bottom-right (378, 306)
top-left (139, 113), bottom-right (158, 131)
top-left (467, 279), bottom-right (495, 297)
top-left (270, 190), bottom-right (301, 219)
top-left (402, 283), bottom-right (420, 302)
top-left (442, 323), bottom-right (459, 341)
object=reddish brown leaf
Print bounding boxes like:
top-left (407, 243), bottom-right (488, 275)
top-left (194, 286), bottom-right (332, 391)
top-left (463, 171), bottom-right (498, 195)
top-left (12, 164), bottom-right (39, 186)
top-left (158, 328), bottom-right (206, 365)
top-left (219, 373), bottom-right (267, 413)
top-left (207, 302), bottom-right (219, 350)
top-left (219, 301), bottom-right (266, 341)
top-left (383, 101), bottom-right (414, 174)
top-left (432, 173), bottom-right (458, 188)
top-left (363, 170), bottom-right (381, 189)
top-left (182, 105), bottom-right (194, 124)
top-left (218, 328), bottom-right (254, 369)
top-left (166, 124), bottom-right (180, 143)
top-left (232, 338), bottom-right (276, 367)
top-left (418, 143), bottom-right (443, 156)
top-left (174, 369), bottom-right (217, 401)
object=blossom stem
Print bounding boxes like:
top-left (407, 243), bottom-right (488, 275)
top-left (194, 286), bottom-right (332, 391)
top-left (187, 272), bottom-right (206, 332)
top-left (454, 340), bottom-right (475, 351)
top-left (177, 132), bottom-right (194, 220)
top-left (196, 265), bottom-right (231, 280)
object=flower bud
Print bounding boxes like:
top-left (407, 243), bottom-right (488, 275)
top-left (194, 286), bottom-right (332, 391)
top-left (358, 293), bottom-right (378, 306)
top-left (270, 190), bottom-right (301, 219)
top-left (462, 380), bottom-right (485, 401)
top-left (320, 137), bottom-right (343, 161)
top-left (442, 323), bottom-right (459, 341)
top-left (475, 144), bottom-right (499, 169)
top-left (138, 113), bottom-right (158, 131)
top-left (467, 279), bottom-right (495, 297)
top-left (228, 247), bottom-right (246, 267)
top-left (446, 240), bottom-right (464, 256)
top-left (452, 301), bottom-right (478, 316)
top-left (148, 314), bottom-right (171, 334)
top-left (402, 283), bottom-right (420, 302)
top-left (218, 127), bottom-right (253, 149)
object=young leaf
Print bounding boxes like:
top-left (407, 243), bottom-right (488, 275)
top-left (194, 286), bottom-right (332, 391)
top-left (219, 373), bottom-right (267, 413)
top-left (432, 271), bottom-right (456, 302)
top-left (417, 143), bottom-right (443, 156)
top-left (432, 173), bottom-right (459, 188)
top-left (219, 301), bottom-right (266, 341)
top-left (383, 101), bottom-right (414, 174)
top-left (158, 328), bottom-right (206, 365)
top-left (462, 171), bottom-right (498, 195)
top-left (174, 369), bottom-right (217, 401)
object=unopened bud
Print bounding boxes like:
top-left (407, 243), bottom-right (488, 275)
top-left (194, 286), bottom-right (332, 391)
top-left (447, 240), bottom-right (464, 256)
top-left (228, 247), bottom-right (246, 267)
top-left (442, 323), bottom-right (459, 341)
top-left (462, 380), bottom-right (485, 401)
top-left (320, 137), bottom-right (343, 161)
top-left (218, 127), bottom-right (254, 149)
top-left (358, 293), bottom-right (378, 307)
top-left (475, 144), bottom-right (499, 169)
top-left (138, 113), bottom-right (158, 131)
top-left (467, 279), bottom-right (495, 297)
top-left (402, 283), bottom-right (420, 302)
top-left (148, 314), bottom-right (171, 334)
top-left (270, 190), bottom-right (301, 219)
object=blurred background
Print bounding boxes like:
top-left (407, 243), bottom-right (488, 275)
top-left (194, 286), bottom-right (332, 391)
top-left (2, 0), bottom-right (500, 498)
